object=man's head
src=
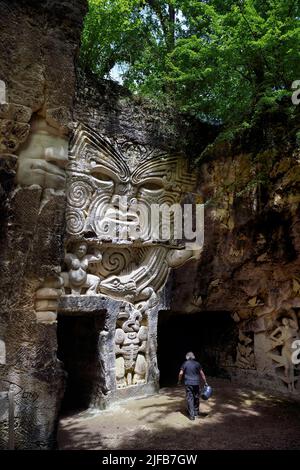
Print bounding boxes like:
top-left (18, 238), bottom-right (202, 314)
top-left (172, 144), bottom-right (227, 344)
top-left (186, 351), bottom-right (195, 360)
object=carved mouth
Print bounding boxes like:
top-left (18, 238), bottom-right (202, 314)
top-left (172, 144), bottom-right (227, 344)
top-left (100, 278), bottom-right (137, 297)
top-left (105, 208), bottom-right (139, 225)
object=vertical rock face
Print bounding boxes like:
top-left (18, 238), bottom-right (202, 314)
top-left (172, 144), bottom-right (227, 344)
top-left (171, 134), bottom-right (300, 395)
top-left (0, 0), bottom-right (87, 449)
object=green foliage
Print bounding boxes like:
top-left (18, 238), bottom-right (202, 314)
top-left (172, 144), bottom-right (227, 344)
top-left (81, 0), bottom-right (300, 125)
top-left (80, 0), bottom-right (145, 76)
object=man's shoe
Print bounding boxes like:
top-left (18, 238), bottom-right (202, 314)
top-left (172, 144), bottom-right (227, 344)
top-left (189, 416), bottom-right (195, 421)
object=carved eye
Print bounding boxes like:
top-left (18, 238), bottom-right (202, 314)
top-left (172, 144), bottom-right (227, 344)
top-left (140, 180), bottom-right (164, 191)
top-left (135, 313), bottom-right (142, 322)
top-left (92, 171), bottom-right (112, 182)
top-left (113, 279), bottom-right (120, 286)
top-left (91, 170), bottom-right (113, 183)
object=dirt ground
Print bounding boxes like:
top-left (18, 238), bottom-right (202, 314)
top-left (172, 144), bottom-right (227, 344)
top-left (58, 378), bottom-right (300, 450)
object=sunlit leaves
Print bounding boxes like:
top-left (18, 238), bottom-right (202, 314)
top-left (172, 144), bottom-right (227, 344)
top-left (81, 0), bottom-right (300, 123)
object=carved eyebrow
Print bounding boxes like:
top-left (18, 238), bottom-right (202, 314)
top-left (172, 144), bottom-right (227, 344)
top-left (71, 124), bottom-right (130, 182)
top-left (131, 155), bottom-right (178, 184)
top-left (118, 312), bottom-right (130, 319)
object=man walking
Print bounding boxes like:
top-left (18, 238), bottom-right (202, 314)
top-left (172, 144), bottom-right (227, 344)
top-left (178, 351), bottom-right (208, 421)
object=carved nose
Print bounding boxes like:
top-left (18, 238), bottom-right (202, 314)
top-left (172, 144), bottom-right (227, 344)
top-left (115, 182), bottom-right (137, 197)
top-left (111, 194), bottom-right (127, 210)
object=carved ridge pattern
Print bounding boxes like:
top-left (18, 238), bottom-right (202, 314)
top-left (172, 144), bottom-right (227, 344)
top-left (61, 123), bottom-right (199, 390)
top-left (64, 123), bottom-right (198, 301)
top-left (65, 208), bottom-right (86, 235)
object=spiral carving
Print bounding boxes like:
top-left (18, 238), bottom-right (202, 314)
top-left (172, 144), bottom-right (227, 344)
top-left (66, 209), bottom-right (85, 235)
top-left (104, 250), bottom-right (129, 272)
top-left (93, 248), bottom-right (131, 277)
top-left (89, 195), bottom-right (112, 237)
top-left (67, 181), bottom-right (92, 209)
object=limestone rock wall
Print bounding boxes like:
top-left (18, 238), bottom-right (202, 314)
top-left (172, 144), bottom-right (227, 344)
top-left (0, 0), bottom-right (87, 449)
top-left (74, 69), bottom-right (214, 153)
top-left (171, 121), bottom-right (300, 395)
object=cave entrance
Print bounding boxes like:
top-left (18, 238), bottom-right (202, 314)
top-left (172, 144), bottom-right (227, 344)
top-left (157, 311), bottom-right (237, 387)
top-left (57, 313), bottom-right (105, 413)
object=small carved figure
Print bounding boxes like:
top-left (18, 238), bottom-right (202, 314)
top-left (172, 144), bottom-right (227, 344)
top-left (236, 331), bottom-right (255, 369)
top-left (115, 305), bottom-right (148, 388)
top-left (268, 316), bottom-right (299, 391)
top-left (61, 242), bottom-right (102, 295)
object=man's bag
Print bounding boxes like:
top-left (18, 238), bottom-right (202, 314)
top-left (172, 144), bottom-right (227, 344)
top-left (201, 384), bottom-right (213, 400)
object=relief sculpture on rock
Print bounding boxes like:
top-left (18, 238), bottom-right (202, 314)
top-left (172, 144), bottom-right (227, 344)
top-left (268, 313), bottom-right (299, 391)
top-left (61, 241), bottom-right (102, 295)
top-left (61, 123), bottom-right (201, 393)
top-left (17, 116), bottom-right (68, 189)
top-left (64, 123), bottom-right (200, 303)
top-left (235, 331), bottom-right (255, 369)
top-left (115, 304), bottom-right (148, 388)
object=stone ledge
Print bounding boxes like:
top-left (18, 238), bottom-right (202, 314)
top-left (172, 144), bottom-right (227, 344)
top-left (98, 382), bottom-right (159, 409)
top-left (58, 294), bottom-right (122, 314)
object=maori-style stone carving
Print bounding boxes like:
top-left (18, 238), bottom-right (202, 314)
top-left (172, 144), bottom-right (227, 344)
top-left (61, 242), bottom-right (102, 295)
top-left (62, 123), bottom-right (200, 393)
top-left (16, 116), bottom-right (68, 189)
top-left (64, 123), bottom-right (199, 305)
top-left (115, 305), bottom-right (148, 388)
top-left (268, 315), bottom-right (299, 391)
top-left (236, 331), bottom-right (255, 369)
top-left (67, 123), bottom-right (196, 240)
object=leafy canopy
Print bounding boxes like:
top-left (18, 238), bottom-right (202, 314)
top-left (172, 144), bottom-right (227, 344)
top-left (81, 0), bottom-right (300, 124)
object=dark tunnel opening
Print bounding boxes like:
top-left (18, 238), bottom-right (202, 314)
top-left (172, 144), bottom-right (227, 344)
top-left (57, 314), bottom-right (104, 413)
top-left (157, 311), bottom-right (237, 387)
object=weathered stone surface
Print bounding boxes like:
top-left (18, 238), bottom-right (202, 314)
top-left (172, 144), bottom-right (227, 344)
top-left (0, 119), bottom-right (30, 153)
top-left (0, 0), bottom-right (87, 450)
top-left (0, 103), bottom-right (32, 123)
top-left (171, 132), bottom-right (300, 396)
top-left (0, 0), bottom-right (87, 128)
top-left (16, 116), bottom-right (68, 189)
top-left (0, 392), bottom-right (9, 449)
top-left (74, 70), bottom-right (215, 157)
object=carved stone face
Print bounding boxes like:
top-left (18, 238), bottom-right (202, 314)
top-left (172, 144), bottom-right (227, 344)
top-left (117, 306), bottom-right (143, 333)
top-left (64, 124), bottom-right (198, 305)
top-left (66, 124), bottom-right (195, 243)
top-left (17, 116), bottom-right (68, 189)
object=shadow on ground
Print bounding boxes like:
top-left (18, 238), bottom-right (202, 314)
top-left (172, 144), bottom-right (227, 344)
top-left (57, 378), bottom-right (300, 450)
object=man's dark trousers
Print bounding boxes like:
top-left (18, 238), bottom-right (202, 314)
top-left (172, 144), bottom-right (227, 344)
top-left (185, 385), bottom-right (200, 418)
